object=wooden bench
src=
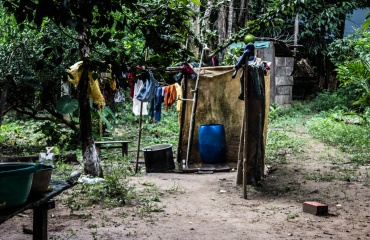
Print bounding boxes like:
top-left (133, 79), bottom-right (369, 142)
top-left (94, 141), bottom-right (130, 158)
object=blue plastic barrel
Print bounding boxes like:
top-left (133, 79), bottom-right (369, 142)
top-left (198, 124), bottom-right (226, 163)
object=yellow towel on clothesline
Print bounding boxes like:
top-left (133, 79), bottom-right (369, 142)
top-left (66, 61), bottom-right (106, 108)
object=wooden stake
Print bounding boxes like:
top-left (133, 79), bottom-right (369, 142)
top-left (236, 112), bottom-right (245, 185)
top-left (243, 66), bottom-right (248, 199)
top-left (135, 102), bottom-right (143, 173)
top-left (135, 48), bottom-right (150, 173)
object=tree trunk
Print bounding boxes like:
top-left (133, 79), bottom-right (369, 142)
top-left (77, 27), bottom-right (103, 178)
top-left (0, 74), bottom-right (12, 126)
top-left (202, 0), bottom-right (213, 39)
top-left (226, 0), bottom-right (234, 54)
top-left (238, 0), bottom-right (246, 26)
top-left (217, 4), bottom-right (227, 62)
top-left (293, 12), bottom-right (299, 57)
top-left (191, 2), bottom-right (201, 58)
top-left (244, 0), bottom-right (250, 25)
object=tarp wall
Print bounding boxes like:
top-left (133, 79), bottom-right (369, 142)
top-left (178, 65), bottom-right (270, 164)
top-left (178, 66), bottom-right (241, 163)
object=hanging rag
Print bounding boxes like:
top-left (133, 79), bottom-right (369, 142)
top-left (149, 87), bottom-right (163, 122)
top-left (133, 80), bottom-right (148, 116)
top-left (182, 63), bottom-right (197, 80)
top-left (114, 87), bottom-right (125, 102)
top-left (67, 61), bottom-right (105, 108)
top-left (127, 72), bottom-right (135, 100)
top-left (209, 56), bottom-right (219, 66)
top-left (110, 79), bottom-right (117, 91)
top-left (164, 84), bottom-right (177, 111)
top-left (135, 71), bottom-right (159, 102)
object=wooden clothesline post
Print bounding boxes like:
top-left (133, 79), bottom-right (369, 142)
top-left (235, 65), bottom-right (249, 199)
top-left (135, 48), bottom-right (150, 174)
top-left (242, 65), bottom-right (248, 199)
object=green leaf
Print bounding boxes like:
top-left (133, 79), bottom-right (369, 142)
top-left (362, 19), bottom-right (370, 30)
top-left (97, 110), bottom-right (114, 129)
top-left (191, 0), bottom-right (201, 5)
top-left (56, 95), bottom-right (79, 114)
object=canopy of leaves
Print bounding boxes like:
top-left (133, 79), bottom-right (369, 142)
top-left (2, 0), bottom-right (197, 68)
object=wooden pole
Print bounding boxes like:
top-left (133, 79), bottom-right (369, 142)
top-left (176, 75), bottom-right (187, 168)
top-left (185, 45), bottom-right (208, 168)
top-left (243, 66), bottom-right (248, 199)
top-left (135, 101), bottom-right (143, 173)
top-left (135, 48), bottom-right (150, 173)
top-left (236, 112), bottom-right (245, 185)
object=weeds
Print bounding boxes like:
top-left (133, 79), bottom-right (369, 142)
top-left (303, 172), bottom-right (336, 182)
top-left (306, 116), bottom-right (370, 164)
top-left (166, 182), bottom-right (180, 194)
top-left (285, 212), bottom-right (299, 221)
top-left (265, 128), bottom-right (303, 164)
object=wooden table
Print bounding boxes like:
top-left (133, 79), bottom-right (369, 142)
top-left (0, 179), bottom-right (77, 240)
top-left (95, 140), bottom-right (130, 158)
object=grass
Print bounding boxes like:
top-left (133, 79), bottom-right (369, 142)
top-left (285, 212), bottom-right (299, 221)
top-left (306, 115), bottom-right (370, 165)
top-left (265, 98), bottom-right (370, 185)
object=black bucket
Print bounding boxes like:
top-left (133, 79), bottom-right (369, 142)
top-left (142, 144), bottom-right (175, 173)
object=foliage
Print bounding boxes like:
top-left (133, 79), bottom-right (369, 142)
top-left (35, 121), bottom-right (77, 148)
top-left (56, 95), bottom-right (79, 115)
top-left (215, 0), bottom-right (363, 58)
top-left (0, 116), bottom-right (77, 153)
top-left (328, 27), bottom-right (370, 110)
top-left (0, 9), bottom-right (79, 131)
top-left (308, 90), bottom-right (351, 112)
top-left (2, 0), bottom-right (197, 68)
top-left (268, 101), bottom-right (312, 122)
top-left (0, 118), bottom-right (45, 154)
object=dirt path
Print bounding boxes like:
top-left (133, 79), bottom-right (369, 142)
top-left (1, 124), bottom-right (370, 240)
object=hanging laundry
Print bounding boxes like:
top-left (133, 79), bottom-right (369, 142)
top-left (135, 72), bottom-right (159, 102)
top-left (149, 87), bottom-right (164, 122)
top-left (66, 61), bottom-right (105, 108)
top-left (127, 72), bottom-right (135, 100)
top-left (109, 79), bottom-right (117, 91)
top-left (182, 63), bottom-right (197, 80)
top-left (164, 84), bottom-right (177, 111)
top-left (114, 88), bottom-right (125, 102)
top-left (133, 80), bottom-right (148, 116)
top-left (209, 56), bottom-right (219, 66)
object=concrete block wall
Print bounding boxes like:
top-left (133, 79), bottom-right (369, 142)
top-left (275, 57), bottom-right (294, 106)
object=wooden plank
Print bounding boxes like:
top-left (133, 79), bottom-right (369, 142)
top-left (95, 141), bottom-right (130, 157)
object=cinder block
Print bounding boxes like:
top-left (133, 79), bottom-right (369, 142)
top-left (303, 201), bottom-right (328, 215)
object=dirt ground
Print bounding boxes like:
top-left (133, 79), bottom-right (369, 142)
top-left (1, 124), bottom-right (370, 240)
